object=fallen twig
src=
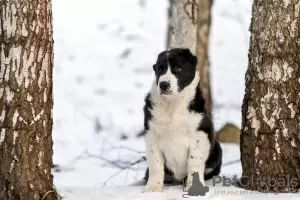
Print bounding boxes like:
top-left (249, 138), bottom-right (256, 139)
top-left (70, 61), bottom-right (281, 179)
top-left (101, 156), bottom-right (146, 186)
top-left (222, 159), bottom-right (240, 167)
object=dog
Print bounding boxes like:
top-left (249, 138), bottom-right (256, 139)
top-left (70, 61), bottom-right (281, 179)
top-left (143, 48), bottom-right (222, 192)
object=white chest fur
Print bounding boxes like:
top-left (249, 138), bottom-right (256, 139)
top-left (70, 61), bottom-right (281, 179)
top-left (147, 74), bottom-right (203, 180)
top-left (149, 102), bottom-right (203, 180)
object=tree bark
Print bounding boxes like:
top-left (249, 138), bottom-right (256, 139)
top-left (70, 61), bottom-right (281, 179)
top-left (0, 0), bottom-right (57, 199)
top-left (196, 0), bottom-right (213, 117)
top-left (167, 0), bottom-right (213, 116)
top-left (167, 0), bottom-right (199, 54)
top-left (241, 0), bottom-right (300, 192)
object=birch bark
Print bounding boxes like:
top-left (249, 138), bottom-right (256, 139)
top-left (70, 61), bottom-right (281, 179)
top-left (241, 0), bottom-right (300, 192)
top-left (0, 0), bottom-right (57, 199)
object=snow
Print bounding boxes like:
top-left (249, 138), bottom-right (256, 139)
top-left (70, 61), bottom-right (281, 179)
top-left (51, 0), bottom-right (300, 199)
top-left (59, 185), bottom-right (300, 200)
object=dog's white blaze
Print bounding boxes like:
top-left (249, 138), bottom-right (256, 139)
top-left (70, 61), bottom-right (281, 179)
top-left (157, 66), bottom-right (179, 95)
top-left (145, 72), bottom-right (211, 192)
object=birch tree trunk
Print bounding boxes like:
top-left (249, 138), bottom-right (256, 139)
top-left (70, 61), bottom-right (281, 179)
top-left (196, 0), bottom-right (213, 116)
top-left (0, 0), bottom-right (57, 199)
top-left (167, 0), bottom-right (213, 116)
top-left (167, 0), bottom-right (199, 54)
top-left (241, 0), bottom-right (300, 192)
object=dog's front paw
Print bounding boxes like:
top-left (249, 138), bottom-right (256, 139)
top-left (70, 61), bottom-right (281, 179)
top-left (143, 183), bottom-right (163, 193)
top-left (184, 184), bottom-right (191, 192)
top-left (184, 176), bottom-right (193, 191)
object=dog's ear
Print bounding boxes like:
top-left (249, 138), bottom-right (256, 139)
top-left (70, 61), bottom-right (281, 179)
top-left (182, 48), bottom-right (198, 66)
top-left (152, 64), bottom-right (156, 71)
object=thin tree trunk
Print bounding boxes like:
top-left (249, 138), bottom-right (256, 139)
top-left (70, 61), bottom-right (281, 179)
top-left (167, 0), bottom-right (199, 54)
top-left (241, 0), bottom-right (300, 192)
top-left (196, 0), bottom-right (213, 117)
top-left (0, 0), bottom-right (57, 199)
top-left (167, 0), bottom-right (213, 116)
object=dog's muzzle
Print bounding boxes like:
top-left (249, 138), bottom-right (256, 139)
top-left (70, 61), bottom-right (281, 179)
top-left (159, 81), bottom-right (171, 95)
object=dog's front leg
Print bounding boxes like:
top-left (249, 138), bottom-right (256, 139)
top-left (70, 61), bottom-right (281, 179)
top-left (144, 132), bottom-right (165, 192)
top-left (186, 131), bottom-right (210, 190)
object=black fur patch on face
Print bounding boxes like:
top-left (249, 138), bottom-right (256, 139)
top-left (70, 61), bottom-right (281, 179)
top-left (153, 48), bottom-right (198, 92)
top-left (153, 51), bottom-right (168, 84)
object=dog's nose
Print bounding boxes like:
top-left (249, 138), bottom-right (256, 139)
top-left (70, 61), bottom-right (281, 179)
top-left (159, 81), bottom-right (170, 91)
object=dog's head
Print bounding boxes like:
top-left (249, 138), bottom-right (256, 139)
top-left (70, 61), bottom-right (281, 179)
top-left (153, 48), bottom-right (198, 97)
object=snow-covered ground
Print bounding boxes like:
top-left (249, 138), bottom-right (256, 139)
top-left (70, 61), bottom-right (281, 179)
top-left (59, 185), bottom-right (300, 200)
top-left (51, 0), bottom-right (300, 199)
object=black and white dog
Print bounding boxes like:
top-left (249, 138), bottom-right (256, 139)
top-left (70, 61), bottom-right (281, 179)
top-left (143, 48), bottom-right (222, 192)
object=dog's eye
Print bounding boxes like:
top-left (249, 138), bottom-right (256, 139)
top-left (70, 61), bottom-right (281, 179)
top-left (174, 66), bottom-right (182, 73)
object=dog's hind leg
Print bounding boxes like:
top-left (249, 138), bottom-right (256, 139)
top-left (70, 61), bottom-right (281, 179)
top-left (204, 140), bottom-right (222, 180)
